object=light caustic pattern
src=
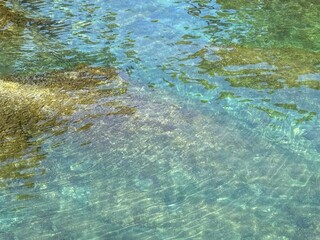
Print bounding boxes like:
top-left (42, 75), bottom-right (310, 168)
top-left (0, 0), bottom-right (320, 239)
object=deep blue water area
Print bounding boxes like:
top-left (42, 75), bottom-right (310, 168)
top-left (1, 0), bottom-right (320, 239)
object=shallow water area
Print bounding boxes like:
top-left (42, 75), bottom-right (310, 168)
top-left (1, 0), bottom-right (320, 239)
top-left (3, 85), bottom-right (320, 239)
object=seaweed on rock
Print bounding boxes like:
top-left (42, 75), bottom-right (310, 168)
top-left (0, 66), bottom-right (133, 187)
top-left (0, 0), bottom-right (54, 30)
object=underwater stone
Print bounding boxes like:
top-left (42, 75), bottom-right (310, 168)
top-left (0, 65), bottom-right (131, 188)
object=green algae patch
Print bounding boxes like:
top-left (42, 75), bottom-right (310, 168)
top-left (0, 1), bottom-right (27, 30)
top-left (170, 71), bottom-right (217, 91)
top-left (163, 79), bottom-right (175, 88)
top-left (188, 45), bottom-right (320, 123)
top-left (16, 194), bottom-right (36, 201)
top-left (295, 112), bottom-right (317, 124)
top-left (196, 46), bottom-right (320, 90)
top-left (249, 105), bottom-right (287, 119)
top-left (215, 1), bottom-right (320, 51)
top-left (217, 91), bottom-right (239, 100)
top-left (0, 1), bottom-right (53, 33)
top-left (76, 123), bottom-right (95, 132)
top-left (182, 34), bottom-right (201, 39)
top-left (0, 66), bottom-right (133, 188)
top-left (176, 40), bottom-right (193, 45)
top-left (0, 80), bottom-right (65, 159)
top-left (0, 0), bottom-right (61, 76)
top-left (274, 103), bottom-right (309, 115)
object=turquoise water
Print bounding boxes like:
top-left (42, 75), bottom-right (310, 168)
top-left (1, 0), bottom-right (320, 239)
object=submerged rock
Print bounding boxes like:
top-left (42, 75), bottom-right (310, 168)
top-left (0, 65), bottom-right (133, 187)
top-left (0, 0), bottom-right (54, 31)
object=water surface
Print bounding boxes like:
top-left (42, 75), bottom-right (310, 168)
top-left (1, 0), bottom-right (320, 239)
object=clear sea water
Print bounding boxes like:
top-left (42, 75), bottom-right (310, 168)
top-left (1, 0), bottom-right (320, 239)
